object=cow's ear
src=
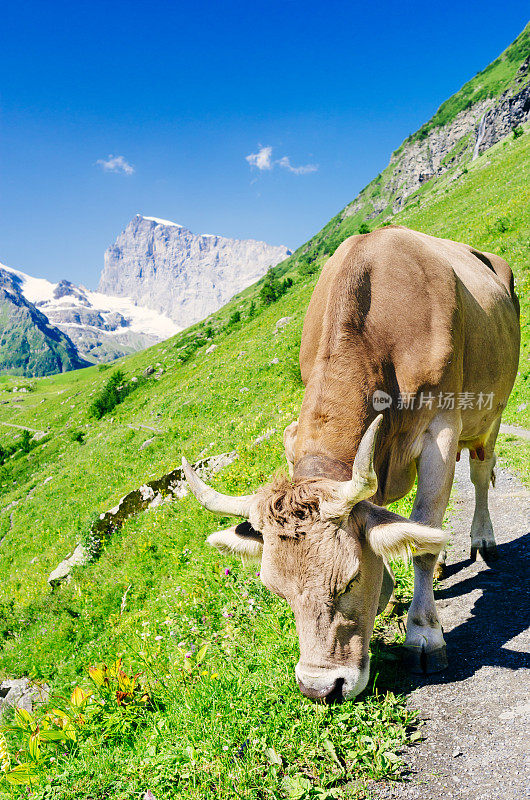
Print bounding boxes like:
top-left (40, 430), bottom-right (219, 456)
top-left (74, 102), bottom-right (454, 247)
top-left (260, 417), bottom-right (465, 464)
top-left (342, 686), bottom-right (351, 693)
top-left (207, 521), bottom-right (263, 561)
top-left (361, 502), bottom-right (448, 562)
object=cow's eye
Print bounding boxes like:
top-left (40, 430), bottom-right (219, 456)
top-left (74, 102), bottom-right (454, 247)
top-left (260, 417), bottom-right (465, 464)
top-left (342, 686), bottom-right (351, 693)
top-left (337, 576), bottom-right (359, 597)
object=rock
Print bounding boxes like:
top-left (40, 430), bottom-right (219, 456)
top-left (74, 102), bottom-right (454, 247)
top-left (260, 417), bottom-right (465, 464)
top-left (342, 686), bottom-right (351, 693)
top-left (139, 437), bottom-right (156, 450)
top-left (270, 357), bottom-right (279, 365)
top-left (139, 484), bottom-right (156, 501)
top-left (98, 215), bottom-right (291, 329)
top-left (0, 679), bottom-right (50, 718)
top-left (143, 365), bottom-right (155, 376)
top-left (239, 387), bottom-right (249, 393)
top-left (253, 428), bottom-right (277, 445)
top-left (205, 344), bottom-right (217, 355)
top-left (48, 452), bottom-right (238, 588)
top-left (474, 77), bottom-right (530, 158)
top-left (148, 493), bottom-right (166, 509)
top-left (275, 317), bottom-right (292, 333)
top-left (343, 60), bottom-right (530, 220)
top-left (48, 544), bottom-right (88, 588)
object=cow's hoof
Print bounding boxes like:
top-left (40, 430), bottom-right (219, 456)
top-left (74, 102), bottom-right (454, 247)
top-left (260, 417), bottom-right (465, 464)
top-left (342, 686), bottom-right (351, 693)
top-left (434, 561), bottom-right (446, 581)
top-left (402, 644), bottom-right (448, 675)
top-left (470, 540), bottom-right (498, 563)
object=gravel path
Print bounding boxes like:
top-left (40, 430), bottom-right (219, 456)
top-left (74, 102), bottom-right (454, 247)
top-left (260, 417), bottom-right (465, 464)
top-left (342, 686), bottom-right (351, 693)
top-left (370, 458), bottom-right (530, 800)
top-left (500, 423), bottom-right (530, 441)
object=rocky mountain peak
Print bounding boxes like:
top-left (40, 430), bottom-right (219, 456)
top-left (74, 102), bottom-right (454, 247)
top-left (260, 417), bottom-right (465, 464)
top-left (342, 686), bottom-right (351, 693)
top-left (99, 216), bottom-right (291, 328)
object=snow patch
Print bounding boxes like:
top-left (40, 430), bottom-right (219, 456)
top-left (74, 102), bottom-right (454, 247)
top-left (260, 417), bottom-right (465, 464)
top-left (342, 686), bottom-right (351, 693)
top-left (0, 262), bottom-right (180, 340)
top-left (141, 215), bottom-right (183, 228)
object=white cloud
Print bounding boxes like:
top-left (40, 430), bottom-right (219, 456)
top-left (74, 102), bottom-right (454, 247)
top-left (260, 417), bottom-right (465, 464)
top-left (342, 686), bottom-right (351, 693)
top-left (245, 145), bottom-right (273, 171)
top-left (96, 154), bottom-right (135, 175)
top-left (245, 145), bottom-right (317, 176)
top-left (276, 155), bottom-right (318, 175)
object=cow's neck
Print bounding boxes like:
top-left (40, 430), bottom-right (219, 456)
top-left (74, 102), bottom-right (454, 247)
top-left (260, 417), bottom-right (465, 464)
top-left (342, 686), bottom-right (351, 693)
top-left (293, 454), bottom-right (352, 481)
top-left (294, 358), bottom-right (378, 469)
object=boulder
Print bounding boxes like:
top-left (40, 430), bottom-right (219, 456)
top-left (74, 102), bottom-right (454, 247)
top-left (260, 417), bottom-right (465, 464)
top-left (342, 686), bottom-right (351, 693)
top-left (48, 544), bottom-right (89, 588)
top-left (0, 678), bottom-right (50, 718)
top-left (47, 452), bottom-right (238, 588)
top-left (275, 317), bottom-right (292, 333)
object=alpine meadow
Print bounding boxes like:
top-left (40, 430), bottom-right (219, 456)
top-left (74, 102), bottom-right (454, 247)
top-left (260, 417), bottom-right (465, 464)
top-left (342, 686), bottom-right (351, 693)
top-left (0, 20), bottom-right (529, 800)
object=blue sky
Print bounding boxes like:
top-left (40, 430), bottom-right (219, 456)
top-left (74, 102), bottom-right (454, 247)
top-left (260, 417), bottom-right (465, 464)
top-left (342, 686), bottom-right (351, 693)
top-left (1, 1), bottom-right (528, 287)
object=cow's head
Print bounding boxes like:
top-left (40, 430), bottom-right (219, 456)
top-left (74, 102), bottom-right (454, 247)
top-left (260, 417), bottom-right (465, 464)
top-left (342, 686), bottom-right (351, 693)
top-left (182, 416), bottom-right (447, 702)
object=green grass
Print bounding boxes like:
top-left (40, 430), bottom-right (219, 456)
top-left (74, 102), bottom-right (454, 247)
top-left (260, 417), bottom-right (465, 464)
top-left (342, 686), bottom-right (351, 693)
top-left (496, 433), bottom-right (530, 486)
top-left (0, 97), bottom-right (528, 800)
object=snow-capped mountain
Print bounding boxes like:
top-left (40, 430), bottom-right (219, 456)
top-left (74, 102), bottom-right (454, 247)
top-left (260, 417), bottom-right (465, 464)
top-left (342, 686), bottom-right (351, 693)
top-left (0, 215), bottom-right (290, 374)
top-left (0, 265), bottom-right (90, 376)
top-left (0, 263), bottom-right (180, 364)
top-left (98, 215), bottom-right (291, 327)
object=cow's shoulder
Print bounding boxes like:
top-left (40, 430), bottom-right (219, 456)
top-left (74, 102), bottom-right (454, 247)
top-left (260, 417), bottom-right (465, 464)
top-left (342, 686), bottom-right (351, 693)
top-left (300, 226), bottom-right (463, 390)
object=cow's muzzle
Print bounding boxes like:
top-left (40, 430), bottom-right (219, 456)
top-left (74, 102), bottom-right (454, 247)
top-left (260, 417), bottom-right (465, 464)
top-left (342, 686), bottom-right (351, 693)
top-left (295, 660), bottom-right (370, 703)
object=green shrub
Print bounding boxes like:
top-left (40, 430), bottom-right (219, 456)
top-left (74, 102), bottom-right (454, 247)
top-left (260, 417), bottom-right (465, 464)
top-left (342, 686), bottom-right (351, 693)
top-left (358, 222), bottom-right (371, 234)
top-left (20, 430), bottom-right (32, 454)
top-left (0, 433), bottom-right (36, 464)
top-left (491, 215), bottom-right (511, 234)
top-left (88, 370), bottom-right (137, 419)
top-left (513, 125), bottom-right (524, 139)
top-left (259, 268), bottom-right (293, 305)
top-left (227, 310), bottom-right (241, 327)
top-left (298, 255), bottom-right (318, 275)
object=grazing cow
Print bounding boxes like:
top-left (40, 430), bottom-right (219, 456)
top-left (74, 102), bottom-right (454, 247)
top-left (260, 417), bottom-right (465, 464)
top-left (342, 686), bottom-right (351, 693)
top-left (183, 226), bottom-right (520, 702)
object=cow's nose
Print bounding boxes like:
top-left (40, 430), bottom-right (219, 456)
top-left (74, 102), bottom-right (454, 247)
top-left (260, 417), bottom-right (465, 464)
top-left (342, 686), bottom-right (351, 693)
top-left (297, 676), bottom-right (345, 704)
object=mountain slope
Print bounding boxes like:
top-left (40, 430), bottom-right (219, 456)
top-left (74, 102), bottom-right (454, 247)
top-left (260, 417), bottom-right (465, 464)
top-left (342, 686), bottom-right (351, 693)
top-left (0, 217), bottom-right (289, 375)
top-left (0, 267), bottom-right (90, 376)
top-left (98, 214), bottom-right (291, 327)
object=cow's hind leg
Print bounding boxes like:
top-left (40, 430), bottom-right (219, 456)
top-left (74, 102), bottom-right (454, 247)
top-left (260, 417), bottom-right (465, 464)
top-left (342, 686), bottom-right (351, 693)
top-left (469, 417), bottom-right (500, 563)
top-left (403, 413), bottom-right (460, 674)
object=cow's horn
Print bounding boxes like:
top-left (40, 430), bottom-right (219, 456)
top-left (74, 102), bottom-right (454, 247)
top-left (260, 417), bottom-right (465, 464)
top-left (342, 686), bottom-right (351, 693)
top-left (181, 457), bottom-right (254, 518)
top-left (342, 413), bottom-right (383, 502)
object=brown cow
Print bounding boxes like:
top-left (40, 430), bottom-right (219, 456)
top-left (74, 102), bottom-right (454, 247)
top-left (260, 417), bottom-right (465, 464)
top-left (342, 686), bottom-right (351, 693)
top-left (183, 226), bottom-right (520, 702)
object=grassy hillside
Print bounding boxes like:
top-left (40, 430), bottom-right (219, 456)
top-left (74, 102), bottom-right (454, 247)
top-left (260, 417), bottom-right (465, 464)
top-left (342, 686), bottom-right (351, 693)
top-left (0, 124), bottom-right (527, 798)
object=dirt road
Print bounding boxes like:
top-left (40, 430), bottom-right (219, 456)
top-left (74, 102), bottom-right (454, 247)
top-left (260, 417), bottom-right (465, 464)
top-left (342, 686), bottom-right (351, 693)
top-left (371, 457), bottom-right (530, 799)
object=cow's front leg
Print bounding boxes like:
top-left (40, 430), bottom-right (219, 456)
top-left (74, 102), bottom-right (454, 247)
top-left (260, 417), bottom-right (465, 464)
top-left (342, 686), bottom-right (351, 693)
top-left (403, 413), bottom-right (459, 674)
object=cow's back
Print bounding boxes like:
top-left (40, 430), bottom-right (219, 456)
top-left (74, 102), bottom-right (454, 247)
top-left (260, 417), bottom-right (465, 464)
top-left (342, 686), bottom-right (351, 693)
top-left (300, 226), bottom-right (519, 405)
